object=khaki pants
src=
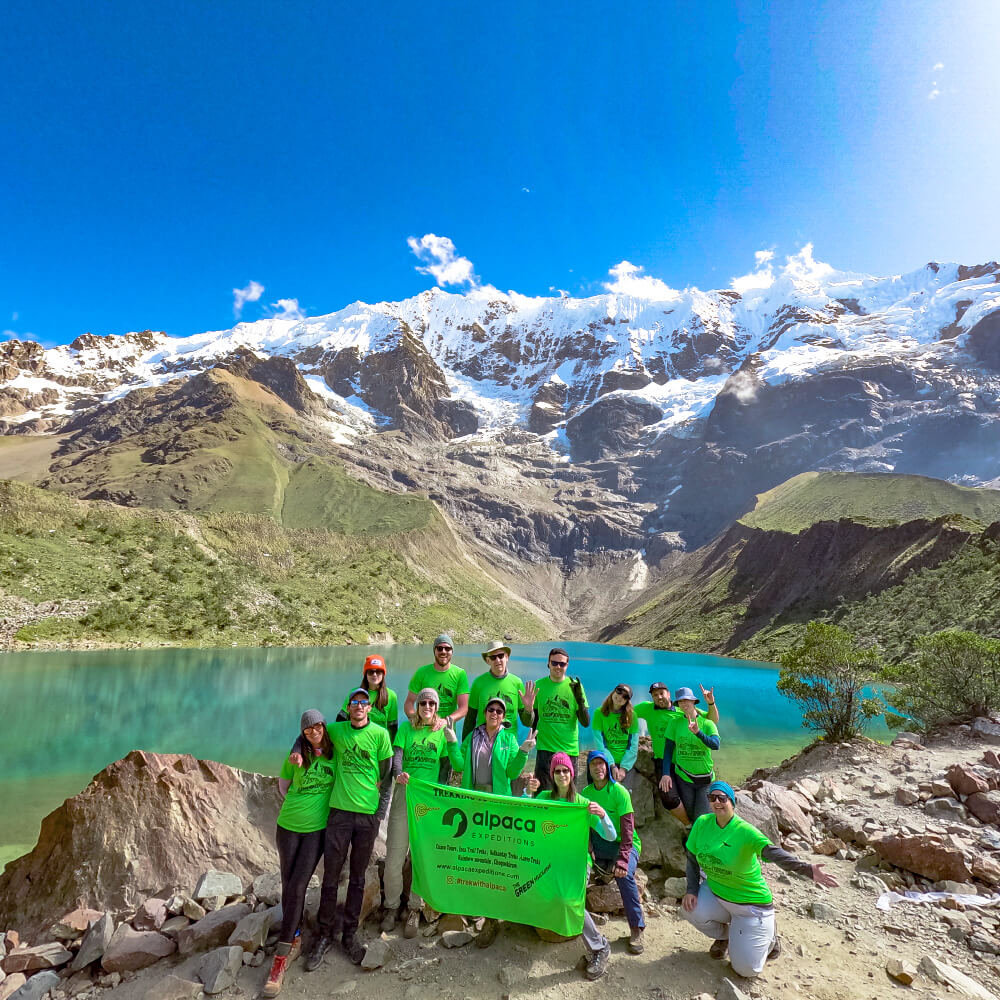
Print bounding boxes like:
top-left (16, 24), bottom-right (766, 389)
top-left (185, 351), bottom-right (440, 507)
top-left (383, 784), bottom-right (421, 912)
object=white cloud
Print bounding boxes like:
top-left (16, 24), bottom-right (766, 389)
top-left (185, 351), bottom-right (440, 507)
top-left (2, 329), bottom-right (16, 338)
top-left (407, 234), bottom-right (479, 289)
top-left (928, 88), bottom-right (940, 100)
top-left (604, 261), bottom-right (681, 300)
top-left (933, 61), bottom-right (944, 71)
top-left (271, 298), bottom-right (305, 321)
top-left (731, 249), bottom-right (777, 294)
top-left (233, 280), bottom-right (265, 318)
top-left (521, 187), bottom-right (531, 194)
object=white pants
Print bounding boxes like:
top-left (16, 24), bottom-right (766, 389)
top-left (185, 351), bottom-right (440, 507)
top-left (383, 785), bottom-right (422, 912)
top-left (683, 883), bottom-right (776, 978)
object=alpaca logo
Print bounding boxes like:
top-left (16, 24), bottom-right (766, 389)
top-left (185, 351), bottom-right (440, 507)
top-left (541, 821), bottom-right (567, 837)
top-left (414, 802), bottom-right (440, 821)
top-left (442, 807), bottom-right (468, 837)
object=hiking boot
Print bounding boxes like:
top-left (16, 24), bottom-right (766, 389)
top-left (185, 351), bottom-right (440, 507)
top-left (262, 954), bottom-right (287, 997)
top-left (628, 927), bottom-right (645, 954)
top-left (475, 918), bottom-right (499, 949)
top-left (305, 933), bottom-right (331, 972)
top-left (342, 934), bottom-right (366, 965)
top-left (380, 910), bottom-right (397, 933)
top-left (709, 937), bottom-right (728, 959)
top-left (584, 942), bottom-right (611, 981)
top-left (404, 910), bottom-right (420, 939)
top-left (767, 934), bottom-right (782, 961)
top-left (288, 932), bottom-right (302, 962)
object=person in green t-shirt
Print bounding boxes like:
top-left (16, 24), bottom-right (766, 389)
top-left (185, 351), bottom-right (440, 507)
top-left (583, 749), bottom-right (645, 956)
top-left (524, 752), bottom-right (614, 981)
top-left (664, 686), bottom-right (721, 822)
top-left (404, 634), bottom-right (470, 781)
top-left (381, 687), bottom-right (462, 939)
top-left (463, 641), bottom-right (532, 739)
top-left (306, 688), bottom-right (393, 971)
top-left (523, 647), bottom-right (589, 790)
top-left (592, 684), bottom-right (640, 790)
top-left (635, 681), bottom-right (720, 825)
top-left (682, 780), bottom-right (837, 978)
top-left (337, 654), bottom-right (399, 740)
top-left (264, 709), bottom-right (336, 998)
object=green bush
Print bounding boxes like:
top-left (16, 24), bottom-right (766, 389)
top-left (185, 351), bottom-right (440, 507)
top-left (884, 629), bottom-right (1000, 730)
top-left (777, 622), bottom-right (885, 741)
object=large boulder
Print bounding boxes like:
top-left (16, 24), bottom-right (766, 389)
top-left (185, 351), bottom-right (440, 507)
top-left (0, 751), bottom-right (281, 938)
top-left (868, 832), bottom-right (1000, 885)
top-left (967, 791), bottom-right (1000, 826)
top-left (101, 925), bottom-right (176, 973)
top-left (948, 763), bottom-right (990, 797)
top-left (750, 781), bottom-right (813, 839)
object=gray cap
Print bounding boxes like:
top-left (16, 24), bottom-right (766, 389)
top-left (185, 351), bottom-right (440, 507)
top-left (673, 686), bottom-right (700, 704)
top-left (433, 634), bottom-right (454, 649)
top-left (300, 709), bottom-right (326, 731)
top-left (347, 687), bottom-right (370, 703)
top-left (416, 687), bottom-right (440, 706)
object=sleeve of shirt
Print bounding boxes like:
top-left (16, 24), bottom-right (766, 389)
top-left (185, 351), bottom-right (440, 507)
top-left (504, 734), bottom-right (528, 780)
top-left (620, 733), bottom-right (639, 771)
top-left (408, 669), bottom-right (423, 695)
top-left (467, 678), bottom-right (480, 710)
top-left (684, 823), bottom-right (702, 896)
top-left (456, 669), bottom-right (470, 695)
top-left (761, 844), bottom-right (814, 877)
top-left (392, 724), bottom-right (407, 750)
top-left (594, 810), bottom-right (617, 841)
top-left (445, 735), bottom-right (464, 771)
top-left (280, 757), bottom-right (295, 780)
top-left (378, 729), bottom-right (393, 761)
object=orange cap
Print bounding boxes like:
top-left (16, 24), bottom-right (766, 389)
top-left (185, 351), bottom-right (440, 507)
top-left (363, 654), bottom-right (387, 673)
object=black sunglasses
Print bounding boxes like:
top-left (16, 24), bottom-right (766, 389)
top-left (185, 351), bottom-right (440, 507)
top-left (614, 685), bottom-right (632, 699)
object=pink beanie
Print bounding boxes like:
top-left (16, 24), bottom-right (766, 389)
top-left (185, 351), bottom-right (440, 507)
top-left (549, 752), bottom-right (575, 778)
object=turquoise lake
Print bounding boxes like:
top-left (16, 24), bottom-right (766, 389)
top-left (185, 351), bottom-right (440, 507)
top-left (0, 640), bottom-right (880, 869)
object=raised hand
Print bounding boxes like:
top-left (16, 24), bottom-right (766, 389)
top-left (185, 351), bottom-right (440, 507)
top-left (520, 729), bottom-right (537, 753)
top-left (525, 774), bottom-right (541, 795)
top-left (688, 717), bottom-right (700, 734)
top-left (699, 684), bottom-right (715, 704)
top-left (812, 864), bottom-right (838, 888)
top-left (443, 717), bottom-right (457, 743)
top-left (523, 681), bottom-right (537, 713)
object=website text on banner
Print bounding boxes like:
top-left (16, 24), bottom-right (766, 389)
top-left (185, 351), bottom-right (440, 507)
top-left (405, 778), bottom-right (590, 936)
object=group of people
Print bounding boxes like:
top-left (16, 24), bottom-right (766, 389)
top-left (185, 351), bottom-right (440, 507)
top-left (263, 637), bottom-right (836, 996)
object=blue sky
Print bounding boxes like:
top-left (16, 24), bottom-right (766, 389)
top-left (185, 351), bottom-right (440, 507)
top-left (2, 1), bottom-right (998, 345)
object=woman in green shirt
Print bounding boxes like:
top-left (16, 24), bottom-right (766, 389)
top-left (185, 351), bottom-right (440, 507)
top-left (664, 686), bottom-right (721, 822)
top-left (592, 684), bottom-right (639, 790)
top-left (264, 710), bottom-right (337, 998)
top-left (338, 654), bottom-right (398, 740)
top-left (381, 687), bottom-right (462, 938)
top-left (682, 780), bottom-right (837, 978)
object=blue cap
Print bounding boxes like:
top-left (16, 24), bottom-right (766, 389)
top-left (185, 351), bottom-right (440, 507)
top-left (673, 686), bottom-right (700, 704)
top-left (586, 748), bottom-right (617, 783)
top-left (708, 780), bottom-right (736, 804)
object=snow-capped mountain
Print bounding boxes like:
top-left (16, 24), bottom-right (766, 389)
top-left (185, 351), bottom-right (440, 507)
top-left (2, 250), bottom-right (1000, 551)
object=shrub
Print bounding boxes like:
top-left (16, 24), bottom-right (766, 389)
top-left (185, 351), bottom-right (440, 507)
top-left (884, 629), bottom-right (1000, 730)
top-left (777, 622), bottom-right (885, 742)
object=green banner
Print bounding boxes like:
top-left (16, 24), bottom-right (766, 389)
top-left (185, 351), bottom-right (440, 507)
top-left (405, 779), bottom-right (591, 936)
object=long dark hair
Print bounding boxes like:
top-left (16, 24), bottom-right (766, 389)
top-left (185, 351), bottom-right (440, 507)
top-left (362, 672), bottom-right (389, 711)
top-left (301, 724), bottom-right (333, 762)
top-left (600, 690), bottom-right (635, 731)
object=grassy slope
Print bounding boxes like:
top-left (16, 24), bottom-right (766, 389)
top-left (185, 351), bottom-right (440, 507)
top-left (605, 471), bottom-right (1000, 661)
top-left (1, 479), bottom-right (547, 648)
top-left (740, 471), bottom-right (1000, 533)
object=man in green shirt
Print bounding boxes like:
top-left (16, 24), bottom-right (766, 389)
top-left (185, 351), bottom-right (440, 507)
top-left (523, 647), bottom-right (589, 791)
top-left (306, 687), bottom-right (393, 970)
top-left (463, 640), bottom-right (532, 739)
top-left (404, 634), bottom-right (470, 782)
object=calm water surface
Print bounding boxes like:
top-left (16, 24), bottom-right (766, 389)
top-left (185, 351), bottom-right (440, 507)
top-left (0, 641), bottom-right (879, 867)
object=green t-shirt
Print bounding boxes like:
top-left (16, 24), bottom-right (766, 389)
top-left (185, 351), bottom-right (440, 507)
top-left (686, 813), bottom-right (773, 905)
top-left (581, 779), bottom-right (641, 855)
top-left (277, 752), bottom-right (338, 833)
top-left (667, 714), bottom-right (719, 778)
top-left (468, 670), bottom-right (525, 717)
top-left (534, 676), bottom-right (588, 755)
top-left (328, 721), bottom-right (393, 814)
top-left (340, 687), bottom-right (398, 733)
top-left (635, 702), bottom-right (707, 759)
top-left (393, 721), bottom-right (458, 783)
top-left (591, 709), bottom-right (639, 765)
top-left (408, 663), bottom-right (470, 718)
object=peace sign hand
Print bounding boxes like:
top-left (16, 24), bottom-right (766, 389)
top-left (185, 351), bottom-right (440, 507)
top-left (519, 729), bottom-right (537, 753)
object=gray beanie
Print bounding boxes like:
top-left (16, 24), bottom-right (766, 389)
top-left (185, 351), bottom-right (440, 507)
top-left (300, 709), bottom-right (326, 731)
top-left (433, 634), bottom-right (454, 649)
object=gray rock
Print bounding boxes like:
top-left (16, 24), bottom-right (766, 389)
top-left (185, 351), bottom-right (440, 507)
top-left (134, 898), bottom-right (169, 931)
top-left (142, 975), bottom-right (203, 1000)
top-left (194, 870), bottom-right (243, 901)
top-left (177, 903), bottom-right (251, 955)
top-left (925, 797), bottom-right (966, 820)
top-left (198, 945), bottom-right (243, 994)
top-left (919, 955), bottom-right (999, 999)
top-left (181, 899), bottom-right (206, 921)
top-left (101, 925), bottom-right (176, 973)
top-left (969, 934), bottom-right (1000, 955)
top-left (716, 978), bottom-right (752, 1000)
top-left (895, 787), bottom-right (920, 806)
top-left (0, 975), bottom-right (26, 1000)
top-left (227, 907), bottom-right (280, 953)
top-left (201, 896), bottom-right (227, 914)
top-left (361, 938), bottom-right (388, 970)
top-left (440, 931), bottom-right (474, 948)
top-left (498, 966), bottom-right (528, 987)
top-left (809, 900), bottom-right (840, 923)
top-left (2, 943), bottom-right (73, 974)
top-left (8, 970), bottom-right (61, 1000)
top-left (972, 719), bottom-right (1000, 744)
top-left (159, 916), bottom-right (190, 939)
top-left (250, 872), bottom-right (281, 907)
top-left (661, 877), bottom-right (687, 899)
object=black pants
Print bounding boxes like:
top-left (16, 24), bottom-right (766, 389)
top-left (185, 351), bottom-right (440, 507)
top-left (653, 756), bottom-right (682, 810)
top-left (316, 808), bottom-right (380, 940)
top-left (438, 757), bottom-right (454, 784)
top-left (677, 775), bottom-right (712, 822)
top-left (534, 749), bottom-right (556, 792)
top-left (275, 824), bottom-right (325, 944)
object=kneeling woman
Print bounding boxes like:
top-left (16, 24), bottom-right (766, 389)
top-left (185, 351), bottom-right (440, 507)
top-left (682, 781), bottom-right (837, 978)
top-left (264, 710), bottom-right (338, 998)
top-left (526, 753), bottom-right (617, 981)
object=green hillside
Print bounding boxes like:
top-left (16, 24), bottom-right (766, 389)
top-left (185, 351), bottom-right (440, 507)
top-left (740, 471), bottom-right (1000, 534)
top-left (1, 480), bottom-right (547, 648)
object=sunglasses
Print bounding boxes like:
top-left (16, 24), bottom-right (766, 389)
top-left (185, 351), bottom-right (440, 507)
top-left (418, 699), bottom-right (437, 707)
top-left (485, 706), bottom-right (505, 714)
top-left (614, 686), bottom-right (631, 699)
top-left (549, 660), bottom-right (568, 668)
top-left (487, 652), bottom-right (506, 660)
top-left (552, 767), bottom-right (572, 776)
top-left (349, 699), bottom-right (370, 707)
top-left (366, 667), bottom-right (384, 674)
top-left (707, 793), bottom-right (731, 803)
top-left (302, 724), bottom-right (324, 734)
top-left (435, 645), bottom-right (453, 652)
